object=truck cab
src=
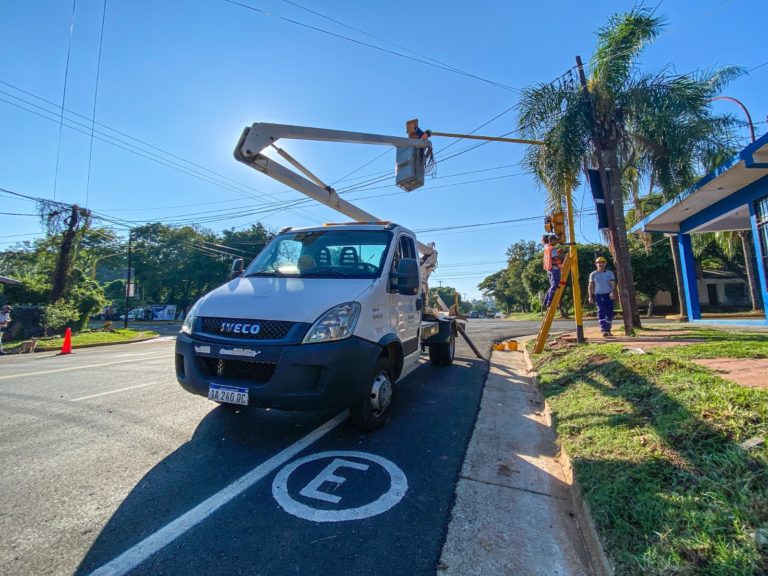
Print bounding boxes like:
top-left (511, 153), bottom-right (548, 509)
top-left (175, 222), bottom-right (453, 430)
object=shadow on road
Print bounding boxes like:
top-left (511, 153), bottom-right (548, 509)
top-left (75, 354), bottom-right (489, 576)
top-left (75, 405), bottom-right (336, 575)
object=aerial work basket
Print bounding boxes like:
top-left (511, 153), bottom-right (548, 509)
top-left (396, 118), bottom-right (435, 192)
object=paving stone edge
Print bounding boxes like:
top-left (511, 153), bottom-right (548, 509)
top-left (521, 338), bottom-right (615, 576)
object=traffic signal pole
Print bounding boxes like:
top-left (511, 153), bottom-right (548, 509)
top-left (123, 232), bottom-right (132, 329)
top-left (417, 121), bottom-right (585, 349)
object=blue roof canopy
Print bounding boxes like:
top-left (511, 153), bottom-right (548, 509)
top-left (631, 131), bottom-right (768, 234)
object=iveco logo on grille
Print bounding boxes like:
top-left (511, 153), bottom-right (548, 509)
top-left (220, 322), bottom-right (261, 335)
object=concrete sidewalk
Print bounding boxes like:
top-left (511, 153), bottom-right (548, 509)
top-left (438, 349), bottom-right (607, 576)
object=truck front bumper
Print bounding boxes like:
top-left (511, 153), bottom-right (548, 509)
top-left (175, 332), bottom-right (382, 411)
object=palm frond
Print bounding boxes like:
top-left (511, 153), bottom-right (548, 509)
top-left (592, 7), bottom-right (665, 93)
top-left (517, 83), bottom-right (575, 139)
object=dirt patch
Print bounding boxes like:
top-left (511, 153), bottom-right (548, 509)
top-left (692, 358), bottom-right (768, 390)
top-left (588, 354), bottom-right (612, 366)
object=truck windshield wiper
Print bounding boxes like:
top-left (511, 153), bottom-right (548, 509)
top-left (302, 269), bottom-right (351, 278)
top-left (244, 270), bottom-right (285, 277)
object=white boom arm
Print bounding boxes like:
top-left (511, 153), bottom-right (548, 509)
top-left (234, 122), bottom-right (438, 283)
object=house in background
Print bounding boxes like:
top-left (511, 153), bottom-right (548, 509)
top-left (633, 131), bottom-right (768, 326)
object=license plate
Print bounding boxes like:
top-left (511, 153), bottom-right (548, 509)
top-left (208, 383), bottom-right (249, 406)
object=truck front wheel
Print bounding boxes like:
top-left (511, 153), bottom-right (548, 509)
top-left (349, 356), bottom-right (393, 432)
top-left (429, 330), bottom-right (455, 366)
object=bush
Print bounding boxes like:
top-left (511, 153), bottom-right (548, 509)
top-left (66, 277), bottom-right (107, 331)
top-left (41, 301), bottom-right (79, 336)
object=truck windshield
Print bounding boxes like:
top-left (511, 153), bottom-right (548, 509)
top-left (244, 229), bottom-right (392, 279)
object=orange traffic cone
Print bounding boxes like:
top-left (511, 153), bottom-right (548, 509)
top-left (60, 327), bottom-right (72, 355)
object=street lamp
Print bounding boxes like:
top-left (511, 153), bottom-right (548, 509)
top-left (710, 96), bottom-right (756, 143)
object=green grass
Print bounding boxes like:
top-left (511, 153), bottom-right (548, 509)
top-left (532, 330), bottom-right (768, 575)
top-left (505, 311), bottom-right (542, 321)
top-left (4, 328), bottom-right (158, 353)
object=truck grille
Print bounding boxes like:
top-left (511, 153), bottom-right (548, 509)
top-left (199, 317), bottom-right (294, 340)
top-left (200, 357), bottom-right (276, 382)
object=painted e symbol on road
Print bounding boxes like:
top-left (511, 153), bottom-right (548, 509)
top-left (299, 458), bottom-right (369, 504)
top-left (272, 451), bottom-right (407, 522)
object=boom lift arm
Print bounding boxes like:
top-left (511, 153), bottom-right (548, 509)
top-left (234, 122), bottom-right (438, 287)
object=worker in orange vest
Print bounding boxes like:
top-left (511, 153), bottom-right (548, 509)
top-left (542, 234), bottom-right (563, 310)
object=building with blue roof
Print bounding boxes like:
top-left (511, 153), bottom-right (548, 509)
top-left (631, 132), bottom-right (768, 325)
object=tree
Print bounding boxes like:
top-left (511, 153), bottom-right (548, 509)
top-left (220, 224), bottom-right (273, 263)
top-left (478, 271), bottom-right (509, 310)
top-left (430, 286), bottom-right (463, 310)
top-left (479, 240), bottom-right (538, 312)
top-left (39, 204), bottom-right (92, 303)
top-left (131, 224), bottom-right (224, 315)
top-left (630, 238), bottom-right (677, 315)
top-left (517, 6), bottom-right (741, 334)
top-left (0, 222), bottom-right (109, 332)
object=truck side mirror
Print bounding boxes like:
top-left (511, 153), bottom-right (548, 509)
top-left (389, 258), bottom-right (419, 295)
top-left (230, 258), bottom-right (244, 280)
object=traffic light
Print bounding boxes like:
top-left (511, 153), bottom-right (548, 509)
top-left (544, 212), bottom-right (566, 244)
top-left (552, 212), bottom-right (566, 243)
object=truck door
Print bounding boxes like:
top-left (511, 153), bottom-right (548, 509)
top-left (390, 234), bottom-right (421, 367)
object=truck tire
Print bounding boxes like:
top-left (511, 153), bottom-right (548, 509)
top-left (429, 330), bottom-right (455, 366)
top-left (349, 356), bottom-right (394, 432)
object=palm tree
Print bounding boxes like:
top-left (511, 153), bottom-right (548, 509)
top-left (517, 6), bottom-right (741, 334)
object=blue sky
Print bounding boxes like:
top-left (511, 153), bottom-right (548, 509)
top-left (1, 0), bottom-right (766, 300)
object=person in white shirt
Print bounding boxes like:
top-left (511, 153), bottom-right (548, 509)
top-left (0, 304), bottom-right (11, 355)
top-left (588, 257), bottom-right (617, 337)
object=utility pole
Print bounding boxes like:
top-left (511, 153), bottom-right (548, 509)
top-left (124, 231), bottom-right (132, 329)
top-left (576, 55), bottom-right (637, 335)
top-left (50, 205), bottom-right (85, 303)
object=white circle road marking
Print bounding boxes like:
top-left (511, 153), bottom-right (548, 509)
top-left (272, 451), bottom-right (408, 522)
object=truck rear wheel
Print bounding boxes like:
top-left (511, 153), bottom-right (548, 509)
top-left (429, 330), bottom-right (455, 366)
top-left (349, 356), bottom-right (393, 432)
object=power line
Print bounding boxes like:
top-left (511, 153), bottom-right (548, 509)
top-left (85, 0), bottom-right (108, 208)
top-left (53, 0), bottom-right (78, 201)
top-left (0, 82), bottom-right (325, 223)
top-left (224, 0), bottom-right (523, 94)
top-left (414, 214), bottom-right (543, 234)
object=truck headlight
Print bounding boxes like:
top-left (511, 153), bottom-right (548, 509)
top-left (303, 302), bottom-right (361, 344)
top-left (180, 299), bottom-right (203, 335)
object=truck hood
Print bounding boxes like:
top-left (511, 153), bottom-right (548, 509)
top-left (195, 276), bottom-right (377, 323)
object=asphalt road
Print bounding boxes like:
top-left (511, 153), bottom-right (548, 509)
top-left (0, 319), bottom-right (574, 576)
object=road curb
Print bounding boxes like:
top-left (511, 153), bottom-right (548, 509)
top-left (521, 339), bottom-right (614, 576)
top-left (31, 335), bottom-right (160, 354)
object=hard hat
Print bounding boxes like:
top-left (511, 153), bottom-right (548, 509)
top-left (595, 256), bottom-right (607, 263)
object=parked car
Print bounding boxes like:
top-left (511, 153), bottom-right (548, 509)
top-left (494, 312), bottom-right (504, 319)
top-left (468, 311), bottom-right (480, 319)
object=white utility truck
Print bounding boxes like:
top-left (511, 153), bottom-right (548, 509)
top-left (175, 122), bottom-right (460, 430)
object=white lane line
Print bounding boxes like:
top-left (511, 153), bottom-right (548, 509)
top-left (70, 382), bottom-right (161, 402)
top-left (107, 352), bottom-right (163, 359)
top-left (0, 357), bottom-right (168, 381)
top-left (89, 410), bottom-right (348, 576)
